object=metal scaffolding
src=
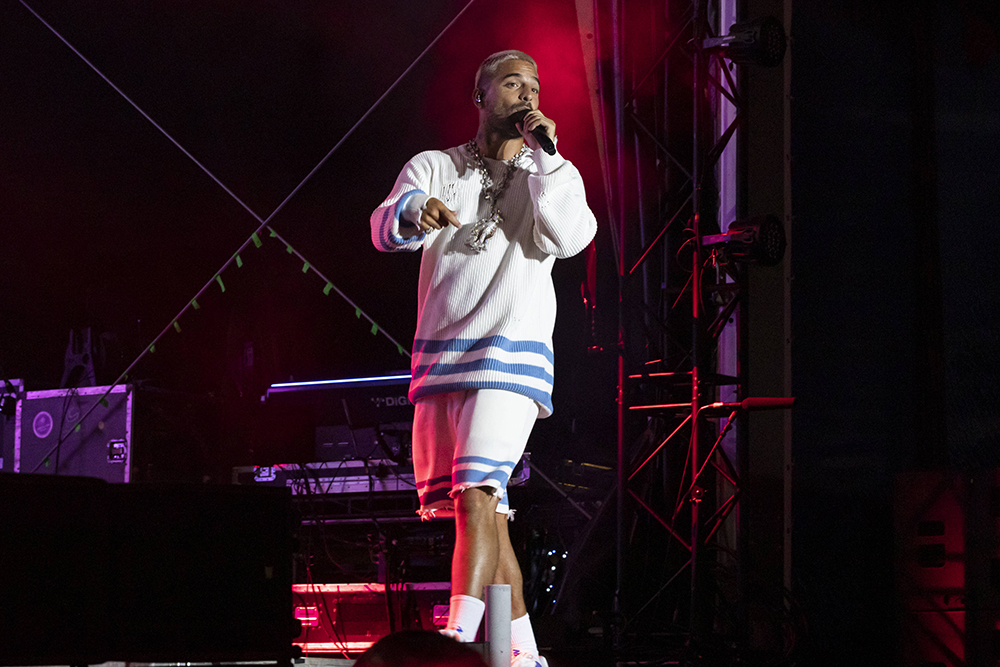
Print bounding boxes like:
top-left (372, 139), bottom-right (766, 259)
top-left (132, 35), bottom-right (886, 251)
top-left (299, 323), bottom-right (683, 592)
top-left (590, 0), bottom-right (790, 660)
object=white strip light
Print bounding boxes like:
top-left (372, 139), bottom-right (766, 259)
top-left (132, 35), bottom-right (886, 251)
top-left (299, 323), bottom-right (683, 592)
top-left (269, 373), bottom-right (412, 390)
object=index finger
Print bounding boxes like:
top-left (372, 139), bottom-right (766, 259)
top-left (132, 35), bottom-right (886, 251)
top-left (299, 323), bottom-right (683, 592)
top-left (444, 208), bottom-right (462, 228)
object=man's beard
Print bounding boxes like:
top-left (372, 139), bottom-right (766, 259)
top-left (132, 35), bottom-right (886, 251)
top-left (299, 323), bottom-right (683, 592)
top-left (485, 110), bottom-right (524, 140)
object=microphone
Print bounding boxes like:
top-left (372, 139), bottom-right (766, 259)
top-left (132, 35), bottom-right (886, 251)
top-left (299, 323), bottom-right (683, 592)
top-left (702, 396), bottom-right (796, 413)
top-left (508, 109), bottom-right (556, 156)
top-left (740, 396), bottom-right (795, 410)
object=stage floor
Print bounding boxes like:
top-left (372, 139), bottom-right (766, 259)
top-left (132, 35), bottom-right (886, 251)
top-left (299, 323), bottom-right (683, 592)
top-left (14, 660), bottom-right (356, 667)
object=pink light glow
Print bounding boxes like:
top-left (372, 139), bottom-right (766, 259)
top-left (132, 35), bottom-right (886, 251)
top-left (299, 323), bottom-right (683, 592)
top-left (295, 641), bottom-right (376, 652)
top-left (427, 0), bottom-right (601, 188)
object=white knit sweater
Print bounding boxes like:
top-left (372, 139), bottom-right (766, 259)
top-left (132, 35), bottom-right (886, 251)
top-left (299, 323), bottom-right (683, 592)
top-left (370, 142), bottom-right (596, 417)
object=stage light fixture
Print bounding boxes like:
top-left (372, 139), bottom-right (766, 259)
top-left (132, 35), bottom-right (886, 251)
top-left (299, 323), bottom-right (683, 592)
top-left (702, 214), bottom-right (787, 266)
top-left (703, 16), bottom-right (787, 67)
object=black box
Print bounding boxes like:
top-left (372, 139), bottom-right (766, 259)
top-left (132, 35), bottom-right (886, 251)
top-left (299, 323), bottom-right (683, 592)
top-left (0, 474), bottom-right (297, 665)
top-left (0, 473), bottom-right (112, 665)
top-left (13, 385), bottom-right (132, 481)
top-left (9, 384), bottom-right (216, 483)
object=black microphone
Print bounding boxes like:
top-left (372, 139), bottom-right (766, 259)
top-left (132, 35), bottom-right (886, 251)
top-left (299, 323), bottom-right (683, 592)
top-left (508, 109), bottom-right (556, 156)
top-left (702, 396), bottom-right (796, 413)
top-left (740, 396), bottom-right (795, 411)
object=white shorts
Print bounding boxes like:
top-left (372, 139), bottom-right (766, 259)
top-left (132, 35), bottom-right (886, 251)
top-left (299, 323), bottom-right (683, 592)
top-left (411, 389), bottom-right (538, 519)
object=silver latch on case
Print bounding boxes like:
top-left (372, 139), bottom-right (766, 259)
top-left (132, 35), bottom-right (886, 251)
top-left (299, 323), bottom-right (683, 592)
top-left (107, 439), bottom-right (127, 463)
top-left (254, 466), bottom-right (278, 482)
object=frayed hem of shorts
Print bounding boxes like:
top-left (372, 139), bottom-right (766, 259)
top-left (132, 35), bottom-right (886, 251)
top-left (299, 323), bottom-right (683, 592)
top-left (419, 485), bottom-right (512, 520)
top-left (417, 506), bottom-right (455, 521)
top-left (449, 482), bottom-right (504, 500)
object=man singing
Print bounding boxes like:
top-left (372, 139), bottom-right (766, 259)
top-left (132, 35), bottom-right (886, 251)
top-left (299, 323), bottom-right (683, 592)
top-left (370, 49), bottom-right (597, 667)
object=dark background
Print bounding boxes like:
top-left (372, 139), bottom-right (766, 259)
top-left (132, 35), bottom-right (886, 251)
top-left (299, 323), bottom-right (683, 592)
top-left (2, 0), bottom-right (998, 663)
top-left (0, 0), bottom-right (601, 390)
top-left (0, 0), bottom-right (608, 470)
top-left (790, 2), bottom-right (999, 663)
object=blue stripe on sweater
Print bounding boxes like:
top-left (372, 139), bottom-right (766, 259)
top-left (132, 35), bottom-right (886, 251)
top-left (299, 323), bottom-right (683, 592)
top-left (414, 358), bottom-right (554, 384)
top-left (379, 189), bottom-right (425, 249)
top-left (379, 207), bottom-right (395, 249)
top-left (455, 455), bottom-right (517, 468)
top-left (416, 474), bottom-right (452, 490)
top-left (411, 380), bottom-right (553, 415)
top-left (414, 336), bottom-right (554, 364)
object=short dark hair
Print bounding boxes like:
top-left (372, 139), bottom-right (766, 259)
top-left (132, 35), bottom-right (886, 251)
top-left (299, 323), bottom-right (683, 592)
top-left (475, 50), bottom-right (537, 91)
top-left (353, 630), bottom-right (489, 667)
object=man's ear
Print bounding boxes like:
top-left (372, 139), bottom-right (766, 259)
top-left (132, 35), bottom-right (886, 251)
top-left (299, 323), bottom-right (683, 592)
top-left (473, 89), bottom-right (484, 107)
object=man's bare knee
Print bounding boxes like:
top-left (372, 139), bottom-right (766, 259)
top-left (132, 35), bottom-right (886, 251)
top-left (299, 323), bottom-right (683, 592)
top-left (455, 486), bottom-right (500, 516)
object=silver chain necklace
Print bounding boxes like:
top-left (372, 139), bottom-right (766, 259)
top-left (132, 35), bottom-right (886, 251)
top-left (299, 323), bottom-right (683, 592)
top-left (464, 139), bottom-right (528, 252)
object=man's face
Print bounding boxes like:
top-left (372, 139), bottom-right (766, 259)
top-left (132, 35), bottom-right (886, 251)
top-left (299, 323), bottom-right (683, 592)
top-left (480, 59), bottom-right (540, 138)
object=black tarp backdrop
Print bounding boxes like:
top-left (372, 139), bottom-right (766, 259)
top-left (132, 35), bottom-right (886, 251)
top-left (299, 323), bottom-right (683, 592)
top-left (790, 1), bottom-right (1000, 663)
top-left (1, 0), bottom-right (613, 470)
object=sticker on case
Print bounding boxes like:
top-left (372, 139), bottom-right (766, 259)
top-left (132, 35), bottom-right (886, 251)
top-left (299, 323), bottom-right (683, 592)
top-left (33, 411), bottom-right (54, 439)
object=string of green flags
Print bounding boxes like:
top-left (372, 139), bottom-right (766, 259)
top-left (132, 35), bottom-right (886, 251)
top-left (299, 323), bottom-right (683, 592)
top-left (17, 0), bottom-right (438, 471)
top-left (106, 220), bottom-right (411, 403)
top-left (20, 0), bottom-right (422, 469)
top-left (264, 224), bottom-right (410, 357)
top-left (50, 218), bottom-right (412, 470)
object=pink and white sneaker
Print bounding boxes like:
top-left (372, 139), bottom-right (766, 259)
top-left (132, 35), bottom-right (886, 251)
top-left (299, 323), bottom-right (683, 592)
top-left (439, 628), bottom-right (463, 641)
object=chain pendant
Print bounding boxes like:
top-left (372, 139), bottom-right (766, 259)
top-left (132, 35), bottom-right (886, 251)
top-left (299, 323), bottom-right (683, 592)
top-left (466, 212), bottom-right (503, 253)
top-left (464, 140), bottom-right (526, 253)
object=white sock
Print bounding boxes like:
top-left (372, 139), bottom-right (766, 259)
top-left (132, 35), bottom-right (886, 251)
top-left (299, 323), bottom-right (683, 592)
top-left (445, 594), bottom-right (485, 642)
top-left (511, 613), bottom-right (539, 659)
